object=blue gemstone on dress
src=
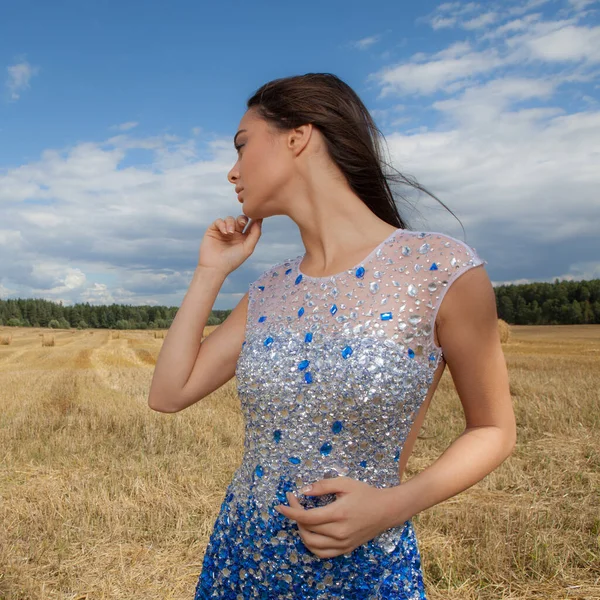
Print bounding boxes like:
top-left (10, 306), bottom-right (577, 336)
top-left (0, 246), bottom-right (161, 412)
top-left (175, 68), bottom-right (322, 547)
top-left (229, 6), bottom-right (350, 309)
top-left (355, 266), bottom-right (365, 278)
top-left (255, 464), bottom-right (264, 478)
top-left (380, 311), bottom-right (392, 320)
top-left (305, 332), bottom-right (312, 343)
top-left (295, 274), bottom-right (302, 285)
top-left (359, 460), bottom-right (367, 467)
top-left (273, 430), bottom-right (281, 443)
top-left (393, 450), bottom-right (400, 462)
top-left (408, 348), bottom-right (415, 358)
top-left (332, 420), bottom-right (343, 434)
top-left (258, 315), bottom-right (267, 323)
top-left (304, 371), bottom-right (313, 383)
top-left (341, 345), bottom-right (353, 359)
top-left (257, 285), bottom-right (265, 291)
top-left (298, 306), bottom-right (304, 317)
top-left (288, 456), bottom-right (301, 465)
top-left (429, 263), bottom-right (438, 270)
top-left (320, 442), bottom-right (332, 456)
top-left (242, 341), bottom-right (246, 347)
top-left (264, 336), bottom-right (274, 347)
top-left (285, 268), bottom-right (292, 275)
top-left (298, 359), bottom-right (310, 370)
top-left (429, 352), bottom-right (436, 361)
top-left (330, 304), bottom-right (337, 315)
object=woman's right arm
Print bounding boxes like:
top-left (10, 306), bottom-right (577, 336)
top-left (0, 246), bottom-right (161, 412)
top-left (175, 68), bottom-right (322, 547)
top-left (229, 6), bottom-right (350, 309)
top-left (147, 214), bottom-right (262, 413)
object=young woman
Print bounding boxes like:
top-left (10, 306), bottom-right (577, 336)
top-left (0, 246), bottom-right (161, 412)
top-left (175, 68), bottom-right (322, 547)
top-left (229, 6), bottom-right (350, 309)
top-left (148, 73), bottom-right (516, 599)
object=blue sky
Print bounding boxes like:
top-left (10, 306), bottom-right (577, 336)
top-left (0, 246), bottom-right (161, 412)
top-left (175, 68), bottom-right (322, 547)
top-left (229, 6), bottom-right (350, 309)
top-left (1, 0), bottom-right (599, 308)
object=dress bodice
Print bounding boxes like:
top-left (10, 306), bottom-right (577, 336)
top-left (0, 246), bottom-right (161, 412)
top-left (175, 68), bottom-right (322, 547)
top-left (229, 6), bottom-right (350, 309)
top-left (232, 228), bottom-right (486, 552)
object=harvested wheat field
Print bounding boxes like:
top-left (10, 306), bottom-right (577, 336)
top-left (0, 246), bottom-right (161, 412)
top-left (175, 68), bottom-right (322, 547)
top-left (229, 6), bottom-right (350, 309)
top-left (0, 325), bottom-right (598, 599)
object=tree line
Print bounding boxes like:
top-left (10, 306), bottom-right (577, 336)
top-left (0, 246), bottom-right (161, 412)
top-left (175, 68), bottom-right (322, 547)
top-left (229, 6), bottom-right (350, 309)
top-left (0, 299), bottom-right (227, 330)
top-left (1, 277), bottom-right (599, 329)
top-left (495, 278), bottom-right (600, 325)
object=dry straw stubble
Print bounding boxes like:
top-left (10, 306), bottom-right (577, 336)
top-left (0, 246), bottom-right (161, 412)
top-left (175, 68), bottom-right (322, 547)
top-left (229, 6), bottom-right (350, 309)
top-left (0, 324), bottom-right (598, 599)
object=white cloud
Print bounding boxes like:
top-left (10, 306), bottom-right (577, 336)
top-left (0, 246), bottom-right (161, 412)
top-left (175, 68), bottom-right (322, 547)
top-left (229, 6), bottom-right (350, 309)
top-left (0, 130), bottom-right (263, 306)
top-left (430, 16), bottom-right (457, 30)
top-left (568, 0), bottom-right (599, 11)
top-left (5, 59), bottom-right (40, 101)
top-left (370, 43), bottom-right (502, 96)
top-left (1, 2), bottom-right (599, 304)
top-left (353, 34), bottom-right (383, 50)
top-left (80, 283), bottom-right (115, 305)
top-left (374, 8), bottom-right (600, 97)
top-left (111, 121), bottom-right (139, 131)
top-left (462, 11), bottom-right (499, 30)
top-left (481, 12), bottom-right (544, 40)
top-left (0, 283), bottom-right (13, 299)
top-left (524, 24), bottom-right (600, 62)
top-left (369, 2), bottom-right (600, 284)
top-left (507, 0), bottom-right (553, 16)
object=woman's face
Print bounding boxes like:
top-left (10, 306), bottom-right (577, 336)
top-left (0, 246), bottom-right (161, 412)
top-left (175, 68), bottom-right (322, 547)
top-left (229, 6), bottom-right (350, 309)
top-left (227, 108), bottom-right (294, 219)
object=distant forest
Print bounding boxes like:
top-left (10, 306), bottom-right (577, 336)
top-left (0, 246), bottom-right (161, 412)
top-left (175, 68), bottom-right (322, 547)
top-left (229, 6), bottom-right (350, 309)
top-left (1, 278), bottom-right (600, 329)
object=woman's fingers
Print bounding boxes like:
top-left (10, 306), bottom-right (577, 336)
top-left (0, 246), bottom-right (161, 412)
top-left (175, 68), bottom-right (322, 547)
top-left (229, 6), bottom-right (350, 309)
top-left (296, 523), bottom-right (348, 556)
top-left (297, 522), bottom-right (347, 547)
top-left (224, 216), bottom-right (236, 234)
top-left (298, 521), bottom-right (347, 540)
top-left (213, 218), bottom-right (228, 236)
top-left (214, 215), bottom-right (248, 236)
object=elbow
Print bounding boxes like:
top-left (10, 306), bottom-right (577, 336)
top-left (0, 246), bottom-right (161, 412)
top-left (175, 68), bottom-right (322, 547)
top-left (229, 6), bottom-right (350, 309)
top-left (147, 393), bottom-right (181, 413)
top-left (504, 423), bottom-right (518, 457)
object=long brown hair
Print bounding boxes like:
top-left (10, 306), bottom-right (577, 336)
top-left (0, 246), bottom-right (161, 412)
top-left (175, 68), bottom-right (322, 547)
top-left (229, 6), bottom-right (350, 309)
top-left (246, 72), bottom-right (463, 235)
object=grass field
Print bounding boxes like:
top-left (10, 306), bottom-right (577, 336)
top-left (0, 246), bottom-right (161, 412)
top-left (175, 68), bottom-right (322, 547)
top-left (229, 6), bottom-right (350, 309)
top-left (0, 325), bottom-right (598, 599)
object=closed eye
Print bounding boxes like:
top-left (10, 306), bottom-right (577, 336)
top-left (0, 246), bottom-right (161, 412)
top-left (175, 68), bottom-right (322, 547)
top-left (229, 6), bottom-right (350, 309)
top-left (235, 144), bottom-right (244, 153)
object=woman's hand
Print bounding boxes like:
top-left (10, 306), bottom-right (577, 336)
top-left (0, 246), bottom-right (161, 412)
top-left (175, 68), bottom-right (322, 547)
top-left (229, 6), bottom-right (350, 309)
top-left (274, 476), bottom-right (401, 559)
top-left (197, 214), bottom-right (263, 275)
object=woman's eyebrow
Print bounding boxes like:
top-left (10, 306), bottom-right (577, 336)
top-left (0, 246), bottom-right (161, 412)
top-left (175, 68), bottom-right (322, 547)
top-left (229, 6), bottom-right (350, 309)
top-left (233, 129), bottom-right (247, 146)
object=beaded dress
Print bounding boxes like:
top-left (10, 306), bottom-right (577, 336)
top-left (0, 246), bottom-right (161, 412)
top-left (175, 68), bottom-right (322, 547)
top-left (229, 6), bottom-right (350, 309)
top-left (195, 228), bottom-right (486, 599)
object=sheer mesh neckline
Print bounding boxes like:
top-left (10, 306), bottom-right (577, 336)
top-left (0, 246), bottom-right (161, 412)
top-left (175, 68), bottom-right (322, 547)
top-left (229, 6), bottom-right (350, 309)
top-left (295, 227), bottom-right (404, 281)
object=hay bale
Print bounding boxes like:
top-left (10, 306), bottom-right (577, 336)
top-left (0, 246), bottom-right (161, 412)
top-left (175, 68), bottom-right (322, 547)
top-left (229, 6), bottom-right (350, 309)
top-left (42, 334), bottom-right (55, 347)
top-left (0, 334), bottom-right (12, 345)
top-left (497, 318), bottom-right (510, 343)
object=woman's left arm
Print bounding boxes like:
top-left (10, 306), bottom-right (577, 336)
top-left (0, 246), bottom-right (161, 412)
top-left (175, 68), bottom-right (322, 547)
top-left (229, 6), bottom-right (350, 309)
top-left (382, 263), bottom-right (517, 528)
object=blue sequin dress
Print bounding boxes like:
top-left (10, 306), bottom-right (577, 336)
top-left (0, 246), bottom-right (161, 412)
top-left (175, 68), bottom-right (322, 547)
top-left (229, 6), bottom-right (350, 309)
top-left (195, 229), bottom-right (486, 599)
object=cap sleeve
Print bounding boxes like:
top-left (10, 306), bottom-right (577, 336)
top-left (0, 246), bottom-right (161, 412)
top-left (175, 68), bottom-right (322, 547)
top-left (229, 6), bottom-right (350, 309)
top-left (427, 233), bottom-right (487, 352)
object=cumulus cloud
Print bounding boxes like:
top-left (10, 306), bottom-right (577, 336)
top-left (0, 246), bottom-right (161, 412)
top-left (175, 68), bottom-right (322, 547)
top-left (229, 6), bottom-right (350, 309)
top-left (1, 0), bottom-right (599, 306)
top-left (370, 42), bottom-right (503, 96)
top-left (369, 1), bottom-right (600, 284)
top-left (0, 130), bottom-right (277, 306)
top-left (5, 59), bottom-right (40, 101)
top-left (111, 121), bottom-right (139, 131)
top-left (523, 24), bottom-right (600, 62)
